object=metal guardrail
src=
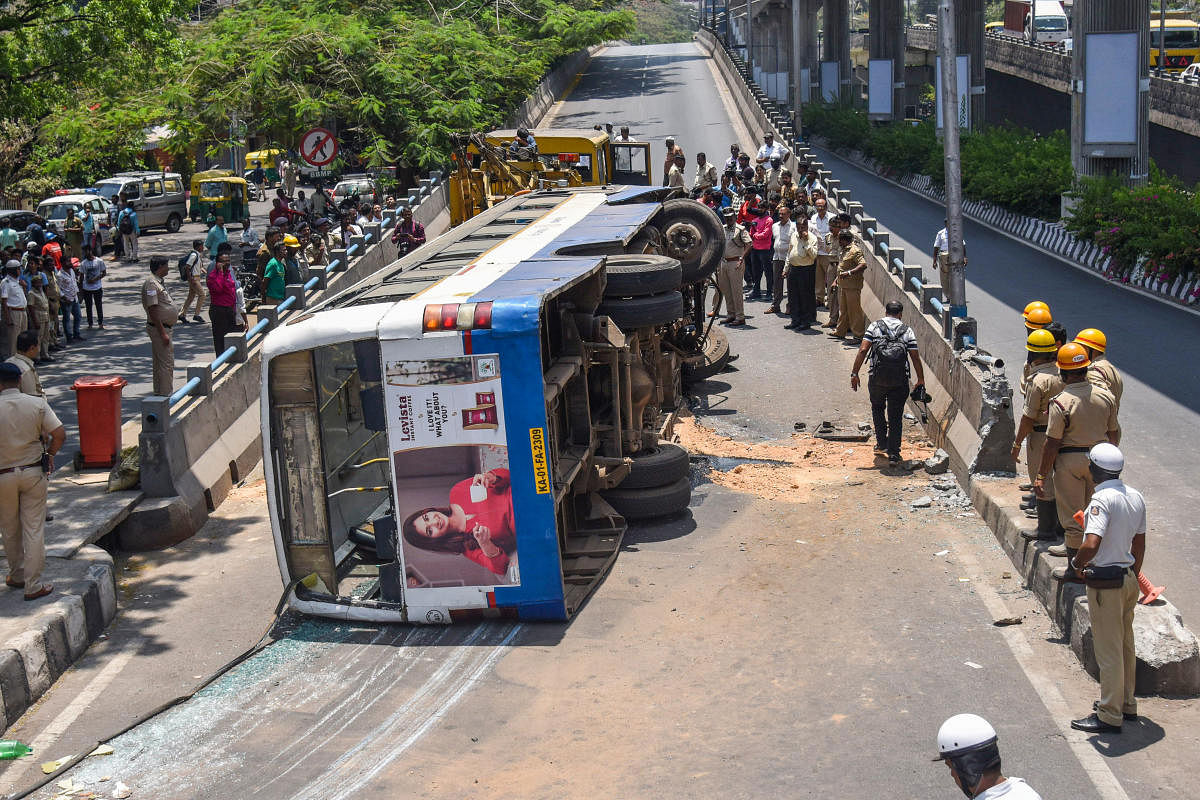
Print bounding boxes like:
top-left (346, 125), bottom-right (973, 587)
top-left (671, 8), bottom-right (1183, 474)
top-left (152, 174), bottom-right (443, 424)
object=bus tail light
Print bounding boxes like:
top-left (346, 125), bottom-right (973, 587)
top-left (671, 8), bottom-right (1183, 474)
top-left (423, 301), bottom-right (493, 332)
top-left (558, 152), bottom-right (580, 163)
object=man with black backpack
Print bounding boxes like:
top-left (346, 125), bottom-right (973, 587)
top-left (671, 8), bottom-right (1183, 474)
top-left (850, 301), bottom-right (925, 465)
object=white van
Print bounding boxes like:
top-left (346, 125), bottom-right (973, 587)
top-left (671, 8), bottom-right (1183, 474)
top-left (90, 171), bottom-right (187, 233)
top-left (1027, 0), bottom-right (1069, 44)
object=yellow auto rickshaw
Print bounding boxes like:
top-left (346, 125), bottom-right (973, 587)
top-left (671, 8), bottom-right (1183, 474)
top-left (245, 148), bottom-right (284, 187)
top-left (196, 177), bottom-right (251, 224)
top-left (189, 169), bottom-right (235, 220)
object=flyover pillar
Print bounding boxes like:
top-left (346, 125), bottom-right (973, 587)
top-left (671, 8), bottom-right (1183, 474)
top-left (821, 0), bottom-right (852, 102)
top-left (955, 0), bottom-right (986, 128)
top-left (868, 0), bottom-right (906, 119)
top-left (1070, 0), bottom-right (1151, 186)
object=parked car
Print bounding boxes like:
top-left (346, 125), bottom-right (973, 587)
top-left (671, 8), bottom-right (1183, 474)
top-left (1181, 62), bottom-right (1200, 81)
top-left (36, 194), bottom-right (113, 239)
top-left (90, 171), bottom-right (187, 233)
top-left (0, 210), bottom-right (44, 248)
top-left (331, 174), bottom-right (380, 210)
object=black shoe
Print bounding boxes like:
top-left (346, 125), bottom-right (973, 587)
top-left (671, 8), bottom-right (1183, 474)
top-left (1093, 701), bottom-right (1137, 721)
top-left (888, 454), bottom-right (901, 466)
top-left (74, 334), bottom-right (85, 341)
top-left (784, 322), bottom-right (801, 329)
top-left (1022, 493), bottom-right (1035, 503)
top-left (1020, 529), bottom-right (1059, 541)
top-left (1019, 483), bottom-right (1033, 491)
top-left (1070, 713), bottom-right (1121, 733)
top-left (193, 315), bottom-right (205, 323)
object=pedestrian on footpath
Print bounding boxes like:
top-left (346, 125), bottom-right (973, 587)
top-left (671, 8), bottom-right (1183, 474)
top-left (56, 258), bottom-right (83, 343)
top-left (935, 714), bottom-right (1042, 799)
top-left (5, 331), bottom-right (43, 396)
top-left (714, 208), bottom-right (750, 326)
top-left (785, 217), bottom-right (818, 330)
top-left (1, 260), bottom-right (28, 358)
top-left (1035, 342), bottom-right (1119, 580)
top-left (1075, 328), bottom-right (1123, 443)
top-left (206, 251), bottom-right (239, 357)
top-left (117, 201), bottom-right (139, 262)
top-left (179, 240), bottom-right (207, 325)
top-left (830, 229), bottom-right (867, 342)
top-left (79, 246), bottom-right (106, 330)
top-left (108, 196), bottom-right (124, 262)
top-left (810, 198), bottom-right (833, 307)
top-left (142, 257), bottom-right (178, 397)
top-left (850, 300), bottom-right (925, 466)
top-left (27, 275), bottom-right (52, 363)
top-left (1013, 329), bottom-right (1063, 540)
top-left (767, 204), bottom-right (796, 314)
top-left (1069, 443), bottom-right (1144, 735)
top-left (0, 360), bottom-right (66, 602)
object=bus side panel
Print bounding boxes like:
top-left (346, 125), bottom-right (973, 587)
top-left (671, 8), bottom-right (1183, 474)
top-left (471, 297), bottom-right (566, 619)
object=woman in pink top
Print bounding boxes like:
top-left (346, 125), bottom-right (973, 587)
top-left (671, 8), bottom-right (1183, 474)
top-left (747, 209), bottom-right (774, 301)
top-left (205, 251), bottom-right (238, 356)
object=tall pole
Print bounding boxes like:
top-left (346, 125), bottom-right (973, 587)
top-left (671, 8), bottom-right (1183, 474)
top-left (938, 0), bottom-right (967, 315)
top-left (1159, 0), bottom-right (1167, 75)
top-left (746, 0), bottom-right (752, 65)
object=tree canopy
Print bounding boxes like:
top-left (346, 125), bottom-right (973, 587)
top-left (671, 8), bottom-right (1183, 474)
top-left (0, 0), bottom-right (633, 195)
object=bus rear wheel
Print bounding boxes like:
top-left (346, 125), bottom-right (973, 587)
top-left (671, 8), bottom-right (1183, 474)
top-left (596, 291), bottom-right (684, 330)
top-left (603, 254), bottom-right (682, 298)
top-left (619, 442), bottom-right (690, 489)
top-left (601, 476), bottom-right (692, 521)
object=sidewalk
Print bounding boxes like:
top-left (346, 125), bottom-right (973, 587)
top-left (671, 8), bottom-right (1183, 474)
top-left (0, 458), bottom-right (142, 731)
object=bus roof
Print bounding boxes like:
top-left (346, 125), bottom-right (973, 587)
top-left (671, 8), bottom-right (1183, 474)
top-left (263, 187), bottom-right (658, 358)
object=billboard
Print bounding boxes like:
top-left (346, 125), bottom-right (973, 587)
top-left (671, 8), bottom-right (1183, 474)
top-left (868, 59), bottom-right (894, 117)
top-left (384, 354), bottom-right (520, 596)
top-left (1083, 32), bottom-right (1139, 145)
top-left (935, 55), bottom-right (970, 130)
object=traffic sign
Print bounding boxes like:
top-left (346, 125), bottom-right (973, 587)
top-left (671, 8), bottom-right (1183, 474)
top-left (300, 127), bottom-right (338, 167)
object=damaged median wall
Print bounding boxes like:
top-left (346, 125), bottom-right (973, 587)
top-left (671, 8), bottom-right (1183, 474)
top-left (695, 25), bottom-right (1200, 695)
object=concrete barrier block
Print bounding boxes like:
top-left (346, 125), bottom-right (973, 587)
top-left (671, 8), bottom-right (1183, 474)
top-left (0, 648), bottom-right (29, 729)
top-left (921, 283), bottom-right (944, 314)
top-left (186, 363), bottom-right (213, 396)
top-left (874, 232), bottom-right (890, 257)
top-left (902, 264), bottom-right (923, 293)
top-left (116, 494), bottom-right (208, 551)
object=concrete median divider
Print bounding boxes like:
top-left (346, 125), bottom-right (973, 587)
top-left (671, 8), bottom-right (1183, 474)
top-left (696, 25), bottom-right (1200, 694)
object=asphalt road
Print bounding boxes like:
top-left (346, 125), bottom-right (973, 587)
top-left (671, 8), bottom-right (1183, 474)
top-left (808, 144), bottom-right (1200, 625)
top-left (4, 43), bottom-right (1193, 800)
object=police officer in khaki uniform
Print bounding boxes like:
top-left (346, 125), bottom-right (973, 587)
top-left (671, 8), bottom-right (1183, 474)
top-left (829, 229), bottom-right (866, 341)
top-left (0, 361), bottom-right (65, 600)
top-left (1013, 329), bottom-right (1062, 540)
top-left (5, 330), bottom-right (44, 397)
top-left (1069, 443), bottom-right (1144, 735)
top-left (1019, 301), bottom-right (1051, 397)
top-left (713, 208), bottom-right (751, 325)
top-left (141, 256), bottom-right (179, 397)
top-left (1075, 328), bottom-right (1123, 444)
top-left (1034, 342), bottom-right (1119, 580)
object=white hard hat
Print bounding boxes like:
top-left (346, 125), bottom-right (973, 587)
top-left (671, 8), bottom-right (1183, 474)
top-left (935, 714), bottom-right (997, 758)
top-left (1089, 443), bottom-right (1124, 473)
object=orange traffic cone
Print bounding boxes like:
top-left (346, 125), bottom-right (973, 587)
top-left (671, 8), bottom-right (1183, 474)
top-left (1137, 572), bottom-right (1165, 605)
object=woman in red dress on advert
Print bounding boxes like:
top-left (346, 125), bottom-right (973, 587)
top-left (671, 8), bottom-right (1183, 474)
top-left (402, 469), bottom-right (516, 575)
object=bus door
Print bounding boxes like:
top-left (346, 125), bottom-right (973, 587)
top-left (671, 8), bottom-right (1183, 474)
top-left (610, 143), bottom-right (652, 186)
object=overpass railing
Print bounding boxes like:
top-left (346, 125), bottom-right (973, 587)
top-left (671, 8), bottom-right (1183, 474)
top-left (701, 25), bottom-right (975, 348)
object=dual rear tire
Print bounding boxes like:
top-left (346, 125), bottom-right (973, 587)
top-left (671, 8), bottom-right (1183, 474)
top-left (601, 442), bottom-right (692, 520)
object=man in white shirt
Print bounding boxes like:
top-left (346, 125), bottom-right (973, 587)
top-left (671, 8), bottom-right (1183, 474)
top-left (932, 218), bottom-right (968, 291)
top-left (767, 204), bottom-right (797, 314)
top-left (809, 199), bottom-right (833, 307)
top-left (693, 152), bottom-right (719, 193)
top-left (613, 126), bottom-right (634, 142)
top-left (785, 217), bottom-right (819, 329)
top-left (722, 143), bottom-right (741, 174)
top-left (755, 132), bottom-right (790, 164)
top-left (666, 154), bottom-right (687, 190)
top-left (1069, 443), bottom-right (1145, 734)
top-left (1, 261), bottom-right (28, 358)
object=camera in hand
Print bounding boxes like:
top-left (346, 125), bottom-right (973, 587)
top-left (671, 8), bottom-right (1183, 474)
top-left (910, 385), bottom-right (933, 404)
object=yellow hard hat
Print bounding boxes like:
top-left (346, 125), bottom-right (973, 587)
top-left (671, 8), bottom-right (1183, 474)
top-left (1026, 329), bottom-right (1058, 353)
top-left (1056, 342), bottom-right (1091, 371)
top-left (1073, 328), bottom-right (1107, 353)
top-left (1024, 306), bottom-right (1052, 330)
top-left (283, 234), bottom-right (300, 247)
top-left (1022, 300), bottom-right (1050, 320)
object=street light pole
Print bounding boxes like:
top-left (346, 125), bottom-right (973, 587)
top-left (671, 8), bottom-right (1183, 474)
top-left (937, 0), bottom-right (967, 317)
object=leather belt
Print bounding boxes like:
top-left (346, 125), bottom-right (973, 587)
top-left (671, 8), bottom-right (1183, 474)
top-left (146, 321), bottom-right (174, 328)
top-left (724, 256), bottom-right (742, 261)
top-left (1032, 425), bottom-right (1047, 432)
top-left (1058, 446), bottom-right (1090, 454)
top-left (0, 461), bottom-right (42, 475)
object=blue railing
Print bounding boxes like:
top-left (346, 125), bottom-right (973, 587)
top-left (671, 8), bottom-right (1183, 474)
top-left (930, 296), bottom-right (945, 314)
top-left (211, 345), bottom-right (237, 369)
top-left (910, 276), bottom-right (923, 292)
top-left (169, 377), bottom-right (201, 406)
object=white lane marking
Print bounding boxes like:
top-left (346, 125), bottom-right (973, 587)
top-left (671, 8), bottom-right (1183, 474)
top-left (27, 646), bottom-right (139, 759)
top-left (951, 544), bottom-right (1131, 800)
top-left (289, 624), bottom-right (521, 800)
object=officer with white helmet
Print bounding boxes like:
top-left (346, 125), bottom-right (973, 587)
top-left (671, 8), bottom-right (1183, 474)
top-left (1068, 443), bottom-right (1145, 734)
top-left (935, 714), bottom-right (1042, 798)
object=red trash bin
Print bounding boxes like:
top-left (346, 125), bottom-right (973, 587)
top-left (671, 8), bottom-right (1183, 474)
top-left (71, 375), bottom-right (128, 469)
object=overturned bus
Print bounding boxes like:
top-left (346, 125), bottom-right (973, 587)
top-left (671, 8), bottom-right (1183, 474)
top-left (260, 186), bottom-right (732, 623)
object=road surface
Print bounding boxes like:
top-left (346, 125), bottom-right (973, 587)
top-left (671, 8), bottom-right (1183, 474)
top-left (3, 43), bottom-right (1192, 800)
